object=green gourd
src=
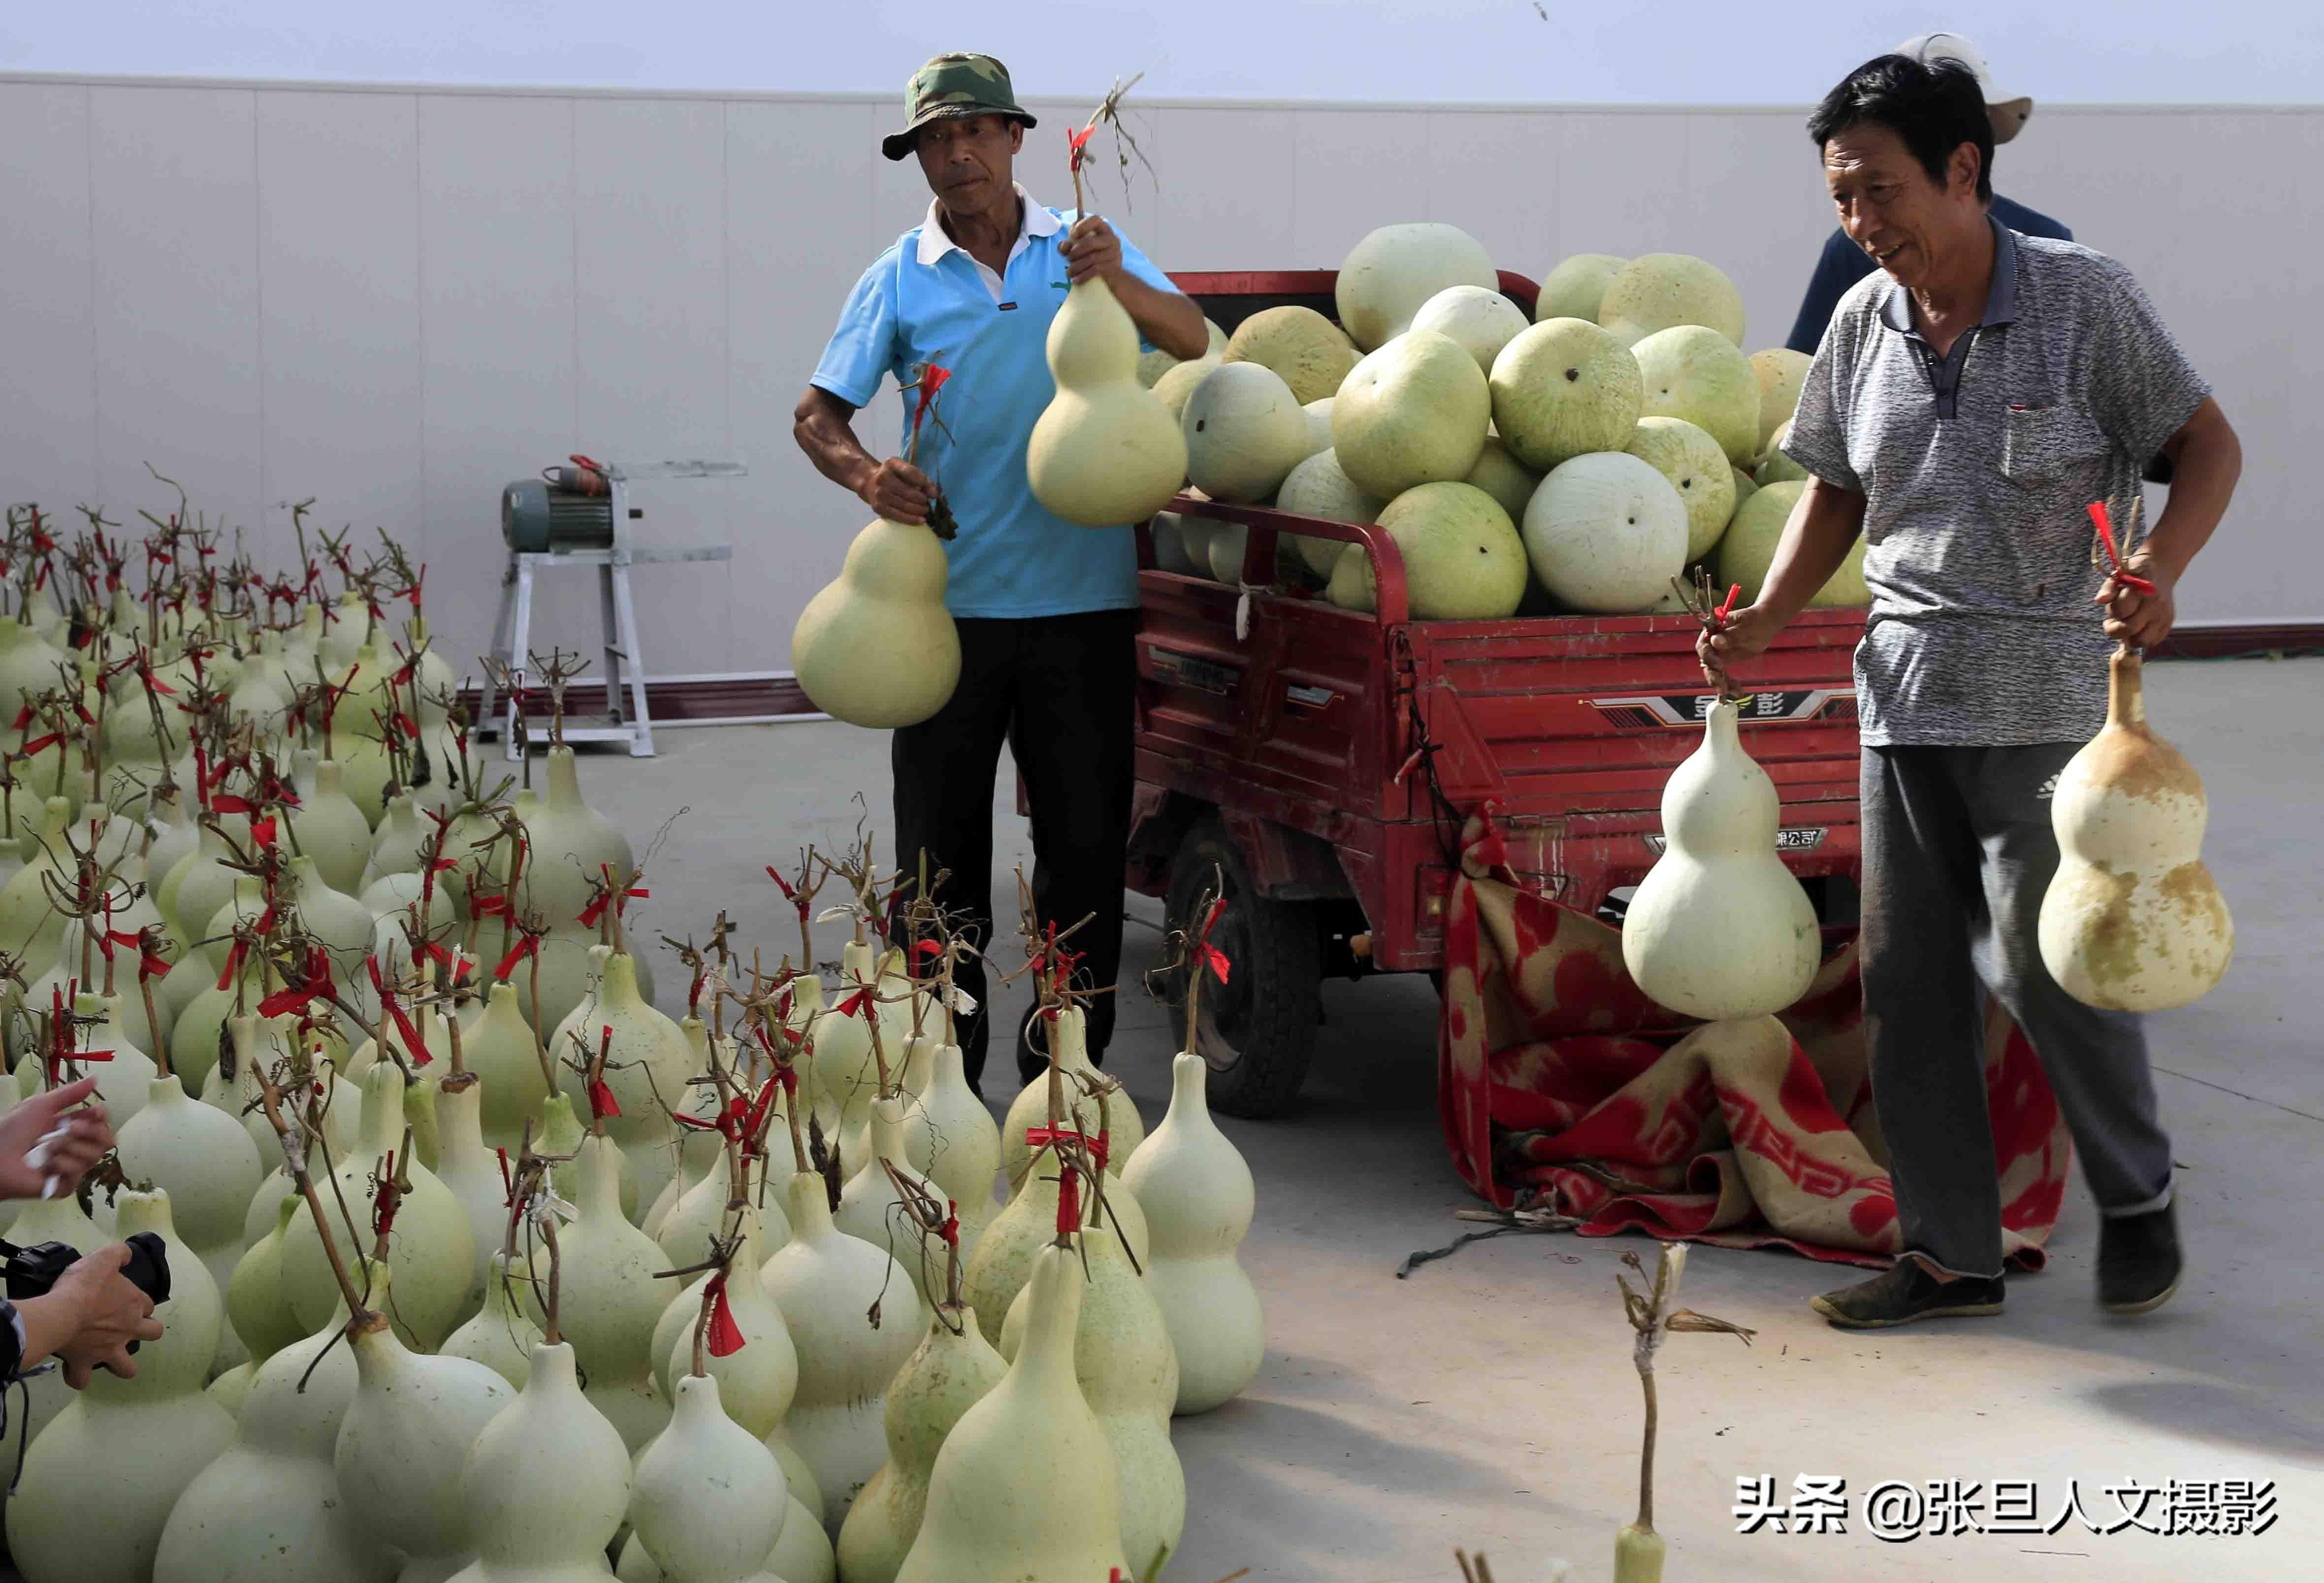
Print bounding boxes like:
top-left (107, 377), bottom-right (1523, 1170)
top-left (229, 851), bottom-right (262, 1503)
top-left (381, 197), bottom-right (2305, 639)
top-left (790, 519), bottom-right (961, 729)
top-left (1027, 277), bottom-right (1189, 527)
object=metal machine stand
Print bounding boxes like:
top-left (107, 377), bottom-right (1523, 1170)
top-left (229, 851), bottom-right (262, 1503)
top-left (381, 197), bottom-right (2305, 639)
top-left (475, 459), bottom-right (737, 760)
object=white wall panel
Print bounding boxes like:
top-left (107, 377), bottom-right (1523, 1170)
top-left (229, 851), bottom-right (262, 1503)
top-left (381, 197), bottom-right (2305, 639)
top-left (727, 99), bottom-right (880, 667)
top-left (1290, 109), bottom-right (1434, 268)
top-left (0, 84), bottom-right (98, 516)
top-left (0, 77), bottom-right (2312, 676)
top-left (255, 91), bottom-right (422, 581)
top-left (88, 86), bottom-right (264, 543)
top-left (572, 96), bottom-right (732, 676)
top-left (415, 94), bottom-right (579, 686)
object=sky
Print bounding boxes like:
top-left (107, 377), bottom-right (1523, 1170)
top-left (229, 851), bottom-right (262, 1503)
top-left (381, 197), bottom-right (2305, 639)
top-left (6, 2), bottom-right (2321, 105)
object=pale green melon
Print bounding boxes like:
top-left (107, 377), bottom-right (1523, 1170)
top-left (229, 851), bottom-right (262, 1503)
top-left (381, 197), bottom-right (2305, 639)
top-left (1729, 465), bottom-right (1759, 516)
top-left (1716, 479), bottom-right (1867, 606)
top-left (1411, 285), bottom-right (1530, 374)
top-left (1632, 326), bottom-right (1760, 465)
top-left (1536, 253), bottom-right (1626, 324)
top-left (1598, 253), bottom-right (1745, 348)
top-left (1376, 480), bottom-right (1528, 620)
top-left (1490, 318), bottom-right (1644, 472)
top-left (1155, 488), bottom-right (1215, 577)
top-left (1755, 418), bottom-right (1810, 485)
top-left (1223, 306), bottom-right (1360, 404)
top-left (1206, 521), bottom-right (1250, 585)
top-left (1148, 513), bottom-right (1199, 576)
top-left (1463, 435), bottom-right (1544, 525)
top-left (1331, 330), bottom-right (1490, 499)
top-left (1183, 362), bottom-right (1310, 503)
top-left (1153, 356), bottom-right (1220, 427)
top-left (1522, 451), bottom-right (1689, 614)
top-left (1335, 223), bottom-right (1498, 351)
top-left (1276, 448), bottom-right (1386, 577)
top-left (1325, 542), bottom-right (1375, 612)
top-left (1301, 398), bottom-right (1335, 458)
top-left (1137, 318), bottom-right (1227, 387)
top-left (1625, 416), bottom-right (1735, 561)
top-left (1749, 348), bottom-right (1813, 450)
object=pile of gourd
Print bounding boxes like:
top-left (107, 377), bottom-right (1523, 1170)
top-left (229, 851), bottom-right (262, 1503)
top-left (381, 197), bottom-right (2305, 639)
top-left (0, 505), bottom-right (1270, 1583)
top-left (1137, 222), bottom-right (1870, 625)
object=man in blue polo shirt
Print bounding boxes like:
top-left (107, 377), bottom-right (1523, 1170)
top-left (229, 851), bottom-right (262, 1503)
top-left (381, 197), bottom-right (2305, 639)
top-left (1706, 55), bottom-right (2242, 1329)
top-left (795, 52), bottom-right (1207, 1095)
top-left (1785, 32), bottom-right (2069, 356)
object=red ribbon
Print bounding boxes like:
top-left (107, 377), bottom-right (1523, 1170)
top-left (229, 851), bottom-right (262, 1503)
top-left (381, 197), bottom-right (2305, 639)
top-left (492, 933), bottom-right (540, 981)
top-left (470, 893), bottom-right (511, 919)
top-left (1196, 943), bottom-right (1230, 984)
top-left (764, 866), bottom-right (808, 921)
top-left (834, 987), bottom-right (874, 1024)
top-left (1057, 1162), bottom-right (1081, 1236)
top-left (576, 877), bottom-right (649, 929)
top-left (586, 1025), bottom-right (620, 1119)
top-left (250, 815), bottom-right (278, 849)
top-left (367, 956), bottom-right (430, 1066)
top-left (373, 1152), bottom-right (402, 1239)
top-left (909, 362), bottom-right (953, 443)
top-left (1024, 1125), bottom-right (1108, 1171)
top-left (939, 1199), bottom-right (960, 1246)
top-left (703, 1269), bottom-right (746, 1358)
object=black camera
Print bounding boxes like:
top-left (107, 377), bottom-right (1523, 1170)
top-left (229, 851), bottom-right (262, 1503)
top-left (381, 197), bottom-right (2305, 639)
top-left (0, 1232), bottom-right (171, 1356)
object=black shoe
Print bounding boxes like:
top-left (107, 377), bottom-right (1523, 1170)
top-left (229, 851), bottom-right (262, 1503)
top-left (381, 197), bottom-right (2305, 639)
top-left (1809, 1259), bottom-right (2005, 1330)
top-left (2098, 1201), bottom-right (2183, 1315)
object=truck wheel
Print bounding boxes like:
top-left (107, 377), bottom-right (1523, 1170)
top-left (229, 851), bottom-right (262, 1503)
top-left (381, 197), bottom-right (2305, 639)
top-left (1164, 818), bottom-right (1322, 1119)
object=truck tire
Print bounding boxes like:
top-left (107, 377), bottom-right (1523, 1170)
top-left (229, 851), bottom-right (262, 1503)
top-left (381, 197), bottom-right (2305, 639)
top-left (1163, 817), bottom-right (1322, 1119)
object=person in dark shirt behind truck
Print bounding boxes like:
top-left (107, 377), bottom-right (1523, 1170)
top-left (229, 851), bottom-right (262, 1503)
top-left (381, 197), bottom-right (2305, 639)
top-left (1785, 32), bottom-right (2068, 355)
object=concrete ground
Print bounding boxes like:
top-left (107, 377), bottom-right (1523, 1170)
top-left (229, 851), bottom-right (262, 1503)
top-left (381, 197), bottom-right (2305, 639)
top-left (560, 653), bottom-right (2319, 1583)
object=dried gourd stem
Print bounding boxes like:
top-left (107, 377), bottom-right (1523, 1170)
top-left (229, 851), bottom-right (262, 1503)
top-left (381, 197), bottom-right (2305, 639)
top-left (1614, 1241), bottom-right (1756, 1558)
top-left (136, 928), bottom-right (170, 1077)
top-left (249, 1041), bottom-right (374, 1329)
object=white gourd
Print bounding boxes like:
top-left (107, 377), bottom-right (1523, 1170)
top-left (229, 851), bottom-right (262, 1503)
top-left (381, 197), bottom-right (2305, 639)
top-left (1000, 1006), bottom-right (1143, 1191)
top-left (433, 1075), bottom-right (506, 1324)
top-left (289, 758), bottom-right (374, 894)
top-left (901, 1040), bottom-right (1002, 1257)
top-left (807, 946), bottom-right (881, 1161)
top-left (216, 1193), bottom-right (307, 1406)
top-left (659, 1140), bottom-right (794, 1273)
top-left (155, 1300), bottom-right (394, 1583)
top-left (335, 1265), bottom-right (517, 1583)
top-left (114, 1068), bottom-right (263, 1366)
top-left (894, 1243), bottom-right (1130, 1583)
top-left (143, 782), bottom-right (200, 909)
top-left (760, 1170), bottom-right (923, 1532)
top-left (629, 1375), bottom-right (787, 1583)
top-left (369, 791), bottom-right (424, 879)
top-left (444, 1253), bottom-right (547, 1390)
top-left (997, 1228), bottom-right (1184, 1579)
top-left (643, 1017), bottom-right (725, 1237)
top-left (549, 1134), bottom-right (672, 1454)
top-left (444, 1341), bottom-right (632, 1583)
top-left (0, 797), bottom-right (89, 978)
top-left (1027, 276), bottom-right (1189, 527)
top-left (553, 950), bottom-right (689, 1212)
top-left (464, 980), bottom-right (553, 1148)
top-left (1619, 697), bottom-right (1821, 1019)
top-left (280, 1060), bottom-right (478, 1351)
top-left (648, 1202), bottom-right (800, 1437)
top-left (790, 519), bottom-right (961, 729)
top-left (518, 745), bottom-right (635, 924)
top-left (834, 1307), bottom-right (1008, 1583)
top-left (2038, 647), bottom-right (2234, 1011)
top-left (1125, 1050), bottom-right (1267, 1413)
top-left (833, 1096), bottom-right (940, 1308)
top-left (961, 1152), bottom-right (1148, 1348)
top-left (6, 1191), bottom-right (235, 1583)
top-left (63, 987), bottom-right (161, 1135)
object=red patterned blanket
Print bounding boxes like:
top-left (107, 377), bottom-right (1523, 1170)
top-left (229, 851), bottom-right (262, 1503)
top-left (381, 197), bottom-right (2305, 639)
top-left (1436, 811), bottom-right (2069, 1268)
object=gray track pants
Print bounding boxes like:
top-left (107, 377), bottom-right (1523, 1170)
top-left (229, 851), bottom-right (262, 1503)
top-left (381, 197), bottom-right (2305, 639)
top-left (1859, 744), bottom-right (2175, 1279)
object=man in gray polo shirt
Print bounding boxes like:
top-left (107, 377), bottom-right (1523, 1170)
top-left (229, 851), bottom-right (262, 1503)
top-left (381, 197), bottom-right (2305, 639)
top-left (1705, 55), bottom-right (2244, 1329)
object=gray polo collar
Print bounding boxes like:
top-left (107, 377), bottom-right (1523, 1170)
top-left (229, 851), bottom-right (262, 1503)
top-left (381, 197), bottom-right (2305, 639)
top-left (1879, 215), bottom-right (2019, 335)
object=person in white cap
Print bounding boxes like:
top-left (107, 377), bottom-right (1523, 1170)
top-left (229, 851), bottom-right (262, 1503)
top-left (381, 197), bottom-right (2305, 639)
top-left (1784, 32), bottom-right (2064, 353)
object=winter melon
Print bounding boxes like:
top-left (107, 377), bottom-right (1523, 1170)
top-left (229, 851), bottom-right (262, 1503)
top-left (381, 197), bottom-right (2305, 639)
top-left (1222, 306), bottom-right (1360, 404)
top-left (1137, 317), bottom-right (1227, 388)
top-left (1489, 319), bottom-right (1644, 472)
top-left (1375, 481), bottom-right (1528, 621)
top-left (1331, 330), bottom-right (1490, 499)
top-left (1183, 363), bottom-right (1310, 504)
top-left (1522, 451), bottom-right (1689, 614)
top-left (1276, 449), bottom-right (1386, 578)
top-left (1598, 253), bottom-right (1746, 348)
top-left (1536, 253), bottom-right (1626, 323)
top-left (1749, 348), bottom-right (1813, 450)
top-left (1633, 325), bottom-right (1760, 465)
top-left (1625, 416), bottom-right (1735, 562)
top-left (1411, 285), bottom-right (1529, 375)
top-left (1463, 435), bottom-right (1544, 525)
top-left (1716, 480), bottom-right (1867, 607)
top-left (1756, 418), bottom-right (1810, 485)
top-left (1334, 223), bottom-right (1498, 351)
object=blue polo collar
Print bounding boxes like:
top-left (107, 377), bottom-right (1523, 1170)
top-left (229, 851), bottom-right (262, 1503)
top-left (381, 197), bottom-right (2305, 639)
top-left (1880, 215), bottom-right (2018, 335)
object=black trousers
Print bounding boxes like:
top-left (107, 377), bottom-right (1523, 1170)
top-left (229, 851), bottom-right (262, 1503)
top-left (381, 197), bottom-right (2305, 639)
top-left (891, 609), bottom-right (1136, 1094)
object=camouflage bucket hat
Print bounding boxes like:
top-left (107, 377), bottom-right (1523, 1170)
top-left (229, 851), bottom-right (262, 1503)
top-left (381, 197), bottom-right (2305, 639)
top-left (882, 53), bottom-right (1037, 161)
